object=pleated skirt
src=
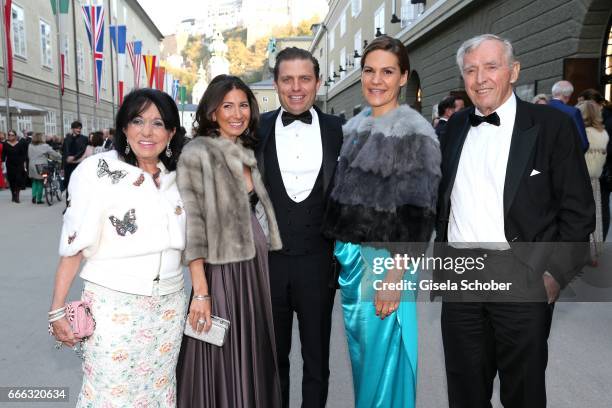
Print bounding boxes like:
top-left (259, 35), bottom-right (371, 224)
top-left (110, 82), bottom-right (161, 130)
top-left (176, 212), bottom-right (282, 408)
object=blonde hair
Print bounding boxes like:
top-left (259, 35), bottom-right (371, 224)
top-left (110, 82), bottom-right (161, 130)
top-left (577, 100), bottom-right (604, 132)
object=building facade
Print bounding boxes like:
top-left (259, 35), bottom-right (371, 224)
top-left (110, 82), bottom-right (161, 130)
top-left (311, 0), bottom-right (612, 122)
top-left (0, 0), bottom-right (163, 136)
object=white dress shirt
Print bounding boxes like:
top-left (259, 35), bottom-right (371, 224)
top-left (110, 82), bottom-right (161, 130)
top-left (448, 93), bottom-right (517, 249)
top-left (275, 107), bottom-right (323, 202)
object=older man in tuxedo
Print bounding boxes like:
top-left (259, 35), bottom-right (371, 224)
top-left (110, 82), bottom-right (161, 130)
top-left (435, 34), bottom-right (594, 408)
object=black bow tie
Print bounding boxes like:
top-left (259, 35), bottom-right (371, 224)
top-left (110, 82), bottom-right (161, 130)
top-left (469, 112), bottom-right (500, 127)
top-left (281, 110), bottom-right (312, 126)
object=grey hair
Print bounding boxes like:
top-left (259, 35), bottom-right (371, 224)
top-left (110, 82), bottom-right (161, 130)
top-left (551, 81), bottom-right (574, 98)
top-left (456, 34), bottom-right (516, 73)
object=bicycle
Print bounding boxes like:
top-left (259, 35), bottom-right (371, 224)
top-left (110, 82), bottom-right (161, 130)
top-left (39, 160), bottom-right (64, 206)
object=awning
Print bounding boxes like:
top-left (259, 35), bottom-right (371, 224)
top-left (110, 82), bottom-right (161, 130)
top-left (0, 98), bottom-right (48, 116)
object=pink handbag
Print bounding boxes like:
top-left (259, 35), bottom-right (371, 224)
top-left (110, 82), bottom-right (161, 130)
top-left (64, 301), bottom-right (95, 339)
top-left (49, 301), bottom-right (96, 340)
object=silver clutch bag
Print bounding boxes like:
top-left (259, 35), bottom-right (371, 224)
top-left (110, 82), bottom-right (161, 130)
top-left (183, 315), bottom-right (230, 347)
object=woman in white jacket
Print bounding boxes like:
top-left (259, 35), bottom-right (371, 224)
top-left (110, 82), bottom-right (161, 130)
top-left (49, 88), bottom-right (187, 407)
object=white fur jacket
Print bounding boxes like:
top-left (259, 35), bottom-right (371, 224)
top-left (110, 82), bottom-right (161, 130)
top-left (177, 136), bottom-right (282, 265)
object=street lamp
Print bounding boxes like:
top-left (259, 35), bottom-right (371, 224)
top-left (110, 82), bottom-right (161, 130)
top-left (375, 27), bottom-right (383, 37)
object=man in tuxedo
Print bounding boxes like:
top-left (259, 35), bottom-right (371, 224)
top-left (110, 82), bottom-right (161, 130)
top-left (256, 47), bottom-right (343, 408)
top-left (549, 80), bottom-right (589, 151)
top-left (435, 95), bottom-right (457, 142)
top-left (102, 127), bottom-right (114, 150)
top-left (436, 34), bottom-right (594, 408)
top-left (62, 121), bottom-right (88, 195)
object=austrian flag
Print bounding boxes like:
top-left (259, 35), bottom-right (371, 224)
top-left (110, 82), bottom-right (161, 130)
top-left (81, 5), bottom-right (105, 103)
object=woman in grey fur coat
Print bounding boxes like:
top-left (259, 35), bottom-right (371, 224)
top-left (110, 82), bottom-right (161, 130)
top-left (175, 75), bottom-right (283, 408)
top-left (322, 36), bottom-right (441, 408)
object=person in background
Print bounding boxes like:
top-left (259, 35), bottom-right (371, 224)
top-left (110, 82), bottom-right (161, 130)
top-left (62, 121), bottom-right (88, 194)
top-left (0, 132), bottom-right (7, 190)
top-left (2, 129), bottom-right (28, 203)
top-left (103, 128), bottom-right (115, 150)
top-left (431, 103), bottom-right (440, 128)
top-left (577, 88), bottom-right (612, 240)
top-left (435, 95), bottom-right (457, 142)
top-left (549, 80), bottom-right (589, 151)
top-left (49, 88), bottom-right (186, 406)
top-left (577, 100), bottom-right (609, 265)
top-left (28, 132), bottom-right (61, 204)
top-left (532, 93), bottom-right (549, 105)
top-left (91, 131), bottom-right (106, 155)
top-left (454, 95), bottom-right (466, 111)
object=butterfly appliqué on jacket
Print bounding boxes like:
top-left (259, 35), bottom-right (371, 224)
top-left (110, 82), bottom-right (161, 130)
top-left (133, 173), bottom-right (145, 186)
top-left (108, 209), bottom-right (138, 236)
top-left (97, 158), bottom-right (127, 184)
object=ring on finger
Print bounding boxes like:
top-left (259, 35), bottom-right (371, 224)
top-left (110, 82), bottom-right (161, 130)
top-left (197, 318), bottom-right (206, 325)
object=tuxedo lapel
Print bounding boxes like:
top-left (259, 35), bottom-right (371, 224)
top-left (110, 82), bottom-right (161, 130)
top-left (256, 108), bottom-right (281, 180)
top-left (503, 101), bottom-right (539, 217)
top-left (316, 107), bottom-right (337, 193)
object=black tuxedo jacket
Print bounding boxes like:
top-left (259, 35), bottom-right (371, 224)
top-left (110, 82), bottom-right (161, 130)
top-left (255, 106), bottom-right (343, 196)
top-left (435, 97), bottom-right (595, 287)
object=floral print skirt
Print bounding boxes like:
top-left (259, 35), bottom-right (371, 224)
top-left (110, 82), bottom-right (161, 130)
top-left (76, 281), bottom-right (186, 408)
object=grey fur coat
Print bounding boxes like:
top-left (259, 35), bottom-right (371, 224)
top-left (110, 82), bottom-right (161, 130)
top-left (177, 136), bottom-right (282, 265)
top-left (323, 105), bottom-right (442, 243)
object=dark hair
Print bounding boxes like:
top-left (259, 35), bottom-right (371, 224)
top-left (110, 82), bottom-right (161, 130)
top-left (578, 88), bottom-right (605, 105)
top-left (71, 120), bottom-right (82, 129)
top-left (438, 96), bottom-right (456, 117)
top-left (108, 128), bottom-right (115, 136)
top-left (273, 47), bottom-right (320, 81)
top-left (91, 131), bottom-right (104, 147)
top-left (360, 35), bottom-right (410, 75)
top-left (114, 88), bottom-right (185, 171)
top-left (193, 74), bottom-right (259, 149)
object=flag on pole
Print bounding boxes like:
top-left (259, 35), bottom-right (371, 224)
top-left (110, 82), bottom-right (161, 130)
top-left (126, 40), bottom-right (142, 89)
top-left (164, 72), bottom-right (174, 97)
top-left (143, 54), bottom-right (157, 88)
top-left (180, 85), bottom-right (187, 105)
top-left (81, 5), bottom-right (105, 103)
top-left (155, 66), bottom-right (166, 91)
top-left (3, 0), bottom-right (13, 88)
top-left (110, 25), bottom-right (127, 104)
top-left (51, 0), bottom-right (70, 95)
top-left (171, 79), bottom-right (179, 101)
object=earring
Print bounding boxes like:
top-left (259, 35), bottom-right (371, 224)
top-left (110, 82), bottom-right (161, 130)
top-left (243, 128), bottom-right (250, 137)
top-left (165, 142), bottom-right (172, 158)
top-left (125, 144), bottom-right (131, 155)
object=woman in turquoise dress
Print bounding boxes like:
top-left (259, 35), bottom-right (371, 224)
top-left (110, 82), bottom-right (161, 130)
top-left (323, 36), bottom-right (441, 407)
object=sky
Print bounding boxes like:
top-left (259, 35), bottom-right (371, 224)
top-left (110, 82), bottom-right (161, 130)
top-left (138, 0), bottom-right (330, 36)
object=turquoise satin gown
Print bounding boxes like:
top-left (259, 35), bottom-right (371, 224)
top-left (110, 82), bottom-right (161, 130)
top-left (335, 241), bottom-right (418, 408)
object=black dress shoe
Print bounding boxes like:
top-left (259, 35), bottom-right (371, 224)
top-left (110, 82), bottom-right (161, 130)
top-left (32, 197), bottom-right (36, 203)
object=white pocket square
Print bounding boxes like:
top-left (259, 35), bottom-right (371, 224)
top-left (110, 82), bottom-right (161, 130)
top-left (530, 169), bottom-right (541, 176)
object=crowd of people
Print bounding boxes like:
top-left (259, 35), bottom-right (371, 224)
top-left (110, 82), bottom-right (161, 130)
top-left (38, 32), bottom-right (603, 408)
top-left (0, 125), bottom-right (117, 203)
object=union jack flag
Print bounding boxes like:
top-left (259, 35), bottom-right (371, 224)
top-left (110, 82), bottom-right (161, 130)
top-left (81, 5), bottom-right (105, 104)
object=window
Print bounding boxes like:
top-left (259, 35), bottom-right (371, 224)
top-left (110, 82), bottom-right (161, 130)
top-left (62, 34), bottom-right (70, 76)
top-left (329, 27), bottom-right (335, 51)
top-left (340, 48), bottom-right (346, 80)
top-left (0, 115), bottom-right (6, 131)
top-left (40, 20), bottom-right (53, 68)
top-left (340, 12), bottom-right (346, 37)
top-left (17, 115), bottom-right (32, 132)
top-left (351, 0), bottom-right (361, 17)
top-left (329, 60), bottom-right (335, 84)
top-left (77, 41), bottom-right (85, 81)
top-left (11, 4), bottom-right (26, 58)
top-left (401, 0), bottom-right (417, 28)
top-left (45, 111), bottom-right (57, 136)
top-left (63, 112), bottom-right (72, 135)
top-left (374, 5), bottom-right (385, 36)
top-left (82, 116), bottom-right (88, 135)
top-left (354, 30), bottom-right (362, 68)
